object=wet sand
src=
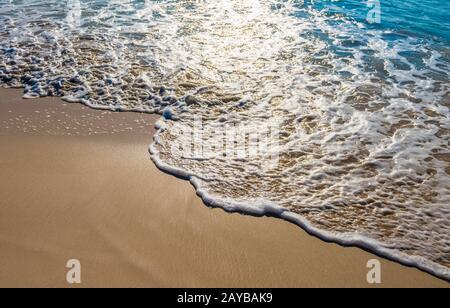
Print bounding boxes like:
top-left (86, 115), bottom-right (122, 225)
top-left (0, 88), bottom-right (448, 288)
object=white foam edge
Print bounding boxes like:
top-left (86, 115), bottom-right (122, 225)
top-left (10, 84), bottom-right (450, 283)
top-left (149, 124), bottom-right (450, 283)
top-left (61, 96), bottom-right (157, 113)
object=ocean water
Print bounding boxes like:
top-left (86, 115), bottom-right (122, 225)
top-left (0, 0), bottom-right (449, 280)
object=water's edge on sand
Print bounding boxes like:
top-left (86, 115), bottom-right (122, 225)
top-left (0, 88), bottom-right (448, 287)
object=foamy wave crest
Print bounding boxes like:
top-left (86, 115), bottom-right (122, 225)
top-left (0, 0), bottom-right (449, 280)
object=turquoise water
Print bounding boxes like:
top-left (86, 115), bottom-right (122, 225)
top-left (0, 1), bottom-right (449, 280)
top-left (306, 0), bottom-right (450, 42)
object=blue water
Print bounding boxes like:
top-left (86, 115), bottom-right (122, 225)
top-left (304, 0), bottom-right (450, 43)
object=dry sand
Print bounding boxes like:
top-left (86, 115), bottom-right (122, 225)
top-left (0, 88), bottom-right (448, 288)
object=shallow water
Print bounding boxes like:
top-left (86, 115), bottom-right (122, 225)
top-left (0, 0), bottom-right (449, 280)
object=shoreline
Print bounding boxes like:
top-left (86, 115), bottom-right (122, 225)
top-left (0, 88), bottom-right (448, 288)
top-left (151, 148), bottom-right (450, 282)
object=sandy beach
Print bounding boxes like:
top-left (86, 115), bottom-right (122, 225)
top-left (0, 88), bottom-right (448, 288)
